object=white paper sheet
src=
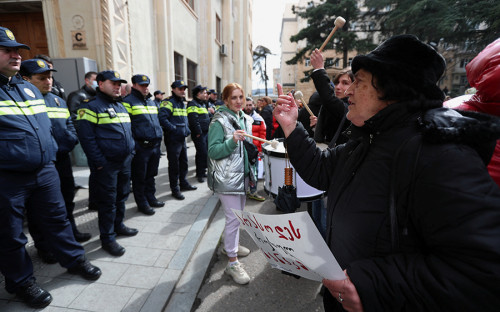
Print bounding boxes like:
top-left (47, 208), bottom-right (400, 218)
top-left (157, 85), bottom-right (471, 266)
top-left (232, 209), bottom-right (345, 282)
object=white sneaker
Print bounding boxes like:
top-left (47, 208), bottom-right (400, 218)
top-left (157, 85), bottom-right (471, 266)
top-left (221, 245), bottom-right (251, 257)
top-left (225, 262), bottom-right (250, 285)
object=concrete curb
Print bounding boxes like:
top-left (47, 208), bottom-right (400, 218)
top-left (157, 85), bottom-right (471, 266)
top-left (137, 194), bottom-right (222, 312)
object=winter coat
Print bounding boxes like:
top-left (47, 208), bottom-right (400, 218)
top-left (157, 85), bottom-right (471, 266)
top-left (248, 110), bottom-right (266, 152)
top-left (454, 37), bottom-right (500, 187)
top-left (0, 74), bottom-right (57, 172)
top-left (286, 99), bottom-right (500, 311)
top-left (158, 94), bottom-right (191, 141)
top-left (43, 92), bottom-right (78, 155)
top-left (76, 89), bottom-right (135, 168)
top-left (207, 107), bottom-right (254, 194)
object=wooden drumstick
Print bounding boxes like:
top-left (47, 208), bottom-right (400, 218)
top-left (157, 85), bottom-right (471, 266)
top-left (318, 16), bottom-right (346, 52)
top-left (294, 91), bottom-right (315, 117)
top-left (242, 133), bottom-right (279, 149)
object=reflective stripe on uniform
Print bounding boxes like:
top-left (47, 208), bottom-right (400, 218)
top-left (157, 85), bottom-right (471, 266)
top-left (0, 99), bottom-right (47, 116)
top-left (187, 106), bottom-right (208, 115)
top-left (46, 106), bottom-right (70, 119)
top-left (172, 108), bottom-right (187, 116)
top-left (123, 103), bottom-right (158, 116)
top-left (77, 109), bottom-right (131, 124)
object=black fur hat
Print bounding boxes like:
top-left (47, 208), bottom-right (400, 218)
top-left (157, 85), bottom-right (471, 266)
top-left (352, 34), bottom-right (446, 100)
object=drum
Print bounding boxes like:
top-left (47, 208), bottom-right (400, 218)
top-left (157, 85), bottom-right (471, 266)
top-left (263, 141), bottom-right (325, 202)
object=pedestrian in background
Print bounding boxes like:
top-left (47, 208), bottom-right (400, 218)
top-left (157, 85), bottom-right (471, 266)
top-left (123, 74), bottom-right (164, 216)
top-left (207, 83), bottom-right (253, 285)
top-left (243, 96), bottom-right (266, 201)
top-left (77, 70), bottom-right (138, 257)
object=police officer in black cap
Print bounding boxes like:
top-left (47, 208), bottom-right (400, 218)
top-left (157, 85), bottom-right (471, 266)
top-left (123, 74), bottom-right (164, 215)
top-left (20, 58), bottom-right (92, 245)
top-left (159, 80), bottom-right (197, 200)
top-left (153, 89), bottom-right (165, 107)
top-left (187, 85), bottom-right (210, 182)
top-left (0, 26), bottom-right (101, 309)
top-left (77, 70), bottom-right (138, 256)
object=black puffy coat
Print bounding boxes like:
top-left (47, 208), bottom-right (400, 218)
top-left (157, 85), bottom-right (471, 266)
top-left (286, 99), bottom-right (500, 311)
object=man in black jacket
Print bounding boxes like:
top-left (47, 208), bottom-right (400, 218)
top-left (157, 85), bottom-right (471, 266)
top-left (67, 71), bottom-right (97, 121)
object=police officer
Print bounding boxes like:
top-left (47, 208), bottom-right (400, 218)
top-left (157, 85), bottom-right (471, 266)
top-left (123, 74), bottom-right (164, 215)
top-left (153, 89), bottom-right (165, 107)
top-left (187, 85), bottom-right (210, 182)
top-left (0, 26), bottom-right (101, 309)
top-left (19, 59), bottom-right (92, 244)
top-left (159, 80), bottom-right (197, 200)
top-left (77, 70), bottom-right (137, 257)
top-left (34, 54), bottom-right (66, 100)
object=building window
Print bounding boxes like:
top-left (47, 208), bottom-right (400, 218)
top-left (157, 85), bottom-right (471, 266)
top-left (305, 58), bottom-right (310, 67)
top-left (459, 75), bottom-right (468, 85)
top-left (184, 0), bottom-right (194, 10)
top-left (216, 14), bottom-right (221, 44)
top-left (216, 76), bottom-right (221, 97)
top-left (187, 59), bottom-right (197, 98)
top-left (348, 58), bottom-right (353, 67)
top-left (174, 52), bottom-right (183, 81)
top-left (460, 59), bottom-right (470, 68)
top-left (232, 40), bottom-right (235, 62)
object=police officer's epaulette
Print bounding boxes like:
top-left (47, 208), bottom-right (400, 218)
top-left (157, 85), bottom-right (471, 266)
top-left (83, 96), bottom-right (96, 103)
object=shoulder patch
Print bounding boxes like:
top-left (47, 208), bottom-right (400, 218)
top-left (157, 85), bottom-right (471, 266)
top-left (79, 110), bottom-right (85, 118)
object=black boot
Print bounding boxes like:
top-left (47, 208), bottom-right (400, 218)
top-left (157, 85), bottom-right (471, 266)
top-left (16, 280), bottom-right (52, 309)
top-left (73, 229), bottom-right (92, 242)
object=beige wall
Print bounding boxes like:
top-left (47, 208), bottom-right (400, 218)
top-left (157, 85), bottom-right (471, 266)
top-left (35, 0), bottom-right (251, 98)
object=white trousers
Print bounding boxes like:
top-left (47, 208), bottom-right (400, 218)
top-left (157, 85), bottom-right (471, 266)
top-left (218, 187), bottom-right (247, 258)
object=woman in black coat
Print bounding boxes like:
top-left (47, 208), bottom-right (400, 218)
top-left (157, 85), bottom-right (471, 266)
top-left (275, 35), bottom-right (500, 312)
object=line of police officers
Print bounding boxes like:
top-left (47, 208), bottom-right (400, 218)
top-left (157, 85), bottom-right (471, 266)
top-left (0, 26), bottom-right (221, 309)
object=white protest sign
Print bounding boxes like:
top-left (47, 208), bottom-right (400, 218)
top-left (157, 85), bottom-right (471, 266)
top-left (232, 209), bottom-right (345, 282)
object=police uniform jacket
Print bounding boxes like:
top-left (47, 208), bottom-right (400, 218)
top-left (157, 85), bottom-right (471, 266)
top-left (44, 92), bottom-right (78, 155)
top-left (76, 89), bottom-right (134, 168)
top-left (187, 97), bottom-right (210, 136)
top-left (123, 88), bottom-right (163, 145)
top-left (0, 74), bottom-right (57, 172)
top-left (159, 93), bottom-right (190, 140)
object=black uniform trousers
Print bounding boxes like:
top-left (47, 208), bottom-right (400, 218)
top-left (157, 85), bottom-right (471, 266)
top-left (165, 138), bottom-right (189, 191)
top-left (91, 154), bottom-right (132, 244)
top-left (28, 152), bottom-right (78, 252)
top-left (0, 164), bottom-right (84, 293)
top-left (131, 142), bottom-right (161, 208)
top-left (192, 132), bottom-right (208, 178)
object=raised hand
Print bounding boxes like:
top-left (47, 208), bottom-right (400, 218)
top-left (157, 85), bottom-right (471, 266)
top-left (273, 83), bottom-right (298, 137)
top-left (310, 49), bottom-right (324, 70)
